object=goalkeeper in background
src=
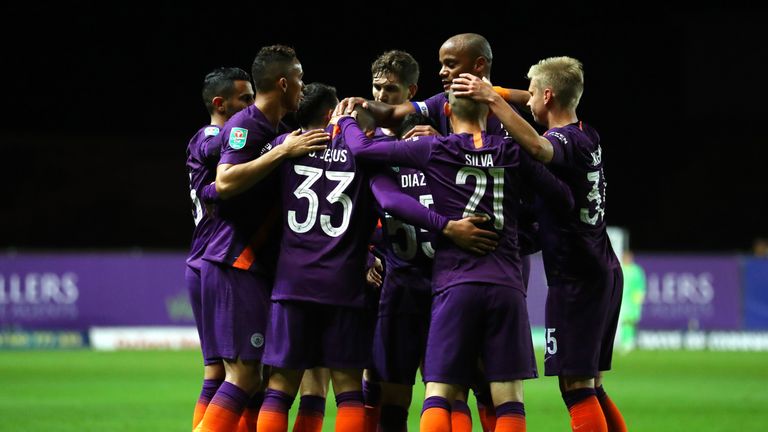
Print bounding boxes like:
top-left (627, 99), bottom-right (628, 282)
top-left (619, 251), bottom-right (646, 352)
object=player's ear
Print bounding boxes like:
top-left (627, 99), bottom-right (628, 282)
top-left (279, 77), bottom-right (288, 92)
top-left (212, 96), bottom-right (224, 111)
top-left (544, 88), bottom-right (554, 105)
top-left (443, 102), bottom-right (452, 118)
top-left (407, 84), bottom-right (418, 100)
top-left (475, 56), bottom-right (488, 75)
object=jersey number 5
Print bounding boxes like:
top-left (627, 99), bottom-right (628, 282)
top-left (386, 194), bottom-right (436, 260)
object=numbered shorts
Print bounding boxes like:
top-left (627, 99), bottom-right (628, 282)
top-left (422, 283), bottom-right (538, 385)
top-left (544, 266), bottom-right (624, 377)
top-left (199, 260), bottom-right (270, 363)
top-left (371, 273), bottom-right (431, 385)
top-left (262, 300), bottom-right (373, 370)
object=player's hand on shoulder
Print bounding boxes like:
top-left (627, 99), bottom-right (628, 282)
top-left (442, 214), bottom-right (499, 256)
top-left (329, 110), bottom-right (356, 126)
top-left (282, 128), bottom-right (329, 158)
top-left (333, 97), bottom-right (368, 116)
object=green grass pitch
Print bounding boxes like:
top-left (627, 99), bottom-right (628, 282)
top-left (0, 349), bottom-right (766, 431)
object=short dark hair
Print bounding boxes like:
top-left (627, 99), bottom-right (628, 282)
top-left (448, 90), bottom-right (488, 122)
top-left (371, 50), bottom-right (420, 86)
top-left (251, 45), bottom-right (298, 93)
top-left (397, 112), bottom-right (437, 138)
top-left (202, 67), bottom-right (251, 114)
top-left (297, 82), bottom-right (338, 129)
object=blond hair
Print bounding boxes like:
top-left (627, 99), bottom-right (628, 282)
top-left (527, 56), bottom-right (584, 110)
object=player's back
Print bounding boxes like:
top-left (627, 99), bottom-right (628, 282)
top-left (273, 125), bottom-right (378, 307)
top-left (420, 132), bottom-right (528, 293)
top-left (371, 128), bottom-right (436, 284)
top-left (186, 125), bottom-right (224, 269)
top-left (537, 121), bottom-right (619, 281)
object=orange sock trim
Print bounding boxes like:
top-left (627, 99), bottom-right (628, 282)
top-left (335, 406), bottom-right (366, 432)
top-left (478, 406), bottom-right (497, 432)
top-left (255, 409), bottom-right (289, 432)
top-left (420, 407), bottom-right (452, 432)
top-left (196, 402), bottom-right (242, 432)
top-left (569, 396), bottom-right (608, 432)
top-left (192, 401), bottom-right (208, 430)
top-left (597, 392), bottom-right (627, 432)
top-left (496, 414), bottom-right (526, 432)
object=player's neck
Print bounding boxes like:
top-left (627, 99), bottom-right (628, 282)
top-left (210, 114), bottom-right (226, 127)
top-left (302, 122), bottom-right (327, 132)
top-left (255, 95), bottom-right (288, 130)
top-left (450, 117), bottom-right (485, 135)
top-left (546, 108), bottom-right (578, 129)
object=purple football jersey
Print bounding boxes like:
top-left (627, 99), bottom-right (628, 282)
top-left (369, 130), bottom-right (437, 291)
top-left (186, 125), bottom-right (224, 270)
top-left (271, 125), bottom-right (378, 307)
top-left (202, 105), bottom-right (285, 275)
top-left (339, 117), bottom-right (572, 293)
top-left (537, 121), bottom-right (619, 282)
top-left (412, 93), bottom-right (540, 256)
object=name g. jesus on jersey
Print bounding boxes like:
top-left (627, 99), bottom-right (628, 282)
top-left (308, 149), bottom-right (348, 163)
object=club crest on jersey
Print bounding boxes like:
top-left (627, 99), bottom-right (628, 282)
top-left (229, 127), bottom-right (248, 149)
top-left (204, 126), bottom-right (220, 137)
top-left (250, 333), bottom-right (264, 348)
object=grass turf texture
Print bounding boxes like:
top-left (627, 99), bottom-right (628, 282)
top-left (0, 350), bottom-right (766, 431)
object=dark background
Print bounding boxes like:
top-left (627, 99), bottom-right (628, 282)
top-left (1, 4), bottom-right (765, 252)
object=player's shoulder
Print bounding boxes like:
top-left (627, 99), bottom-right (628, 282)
top-left (371, 127), bottom-right (397, 142)
top-left (546, 121), bottom-right (598, 146)
top-left (187, 124), bottom-right (220, 153)
top-left (202, 125), bottom-right (221, 137)
top-left (271, 131), bottom-right (292, 147)
top-left (413, 92), bottom-right (447, 115)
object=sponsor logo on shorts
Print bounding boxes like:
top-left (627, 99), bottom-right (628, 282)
top-left (250, 332), bottom-right (264, 348)
top-left (229, 127), bottom-right (248, 149)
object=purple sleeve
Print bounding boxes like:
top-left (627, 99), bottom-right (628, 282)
top-left (338, 117), bottom-right (431, 168)
top-left (369, 171), bottom-right (448, 233)
top-left (519, 151), bottom-right (574, 213)
top-left (200, 182), bottom-right (219, 204)
top-left (544, 131), bottom-right (569, 166)
top-left (201, 135), bottom-right (221, 163)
